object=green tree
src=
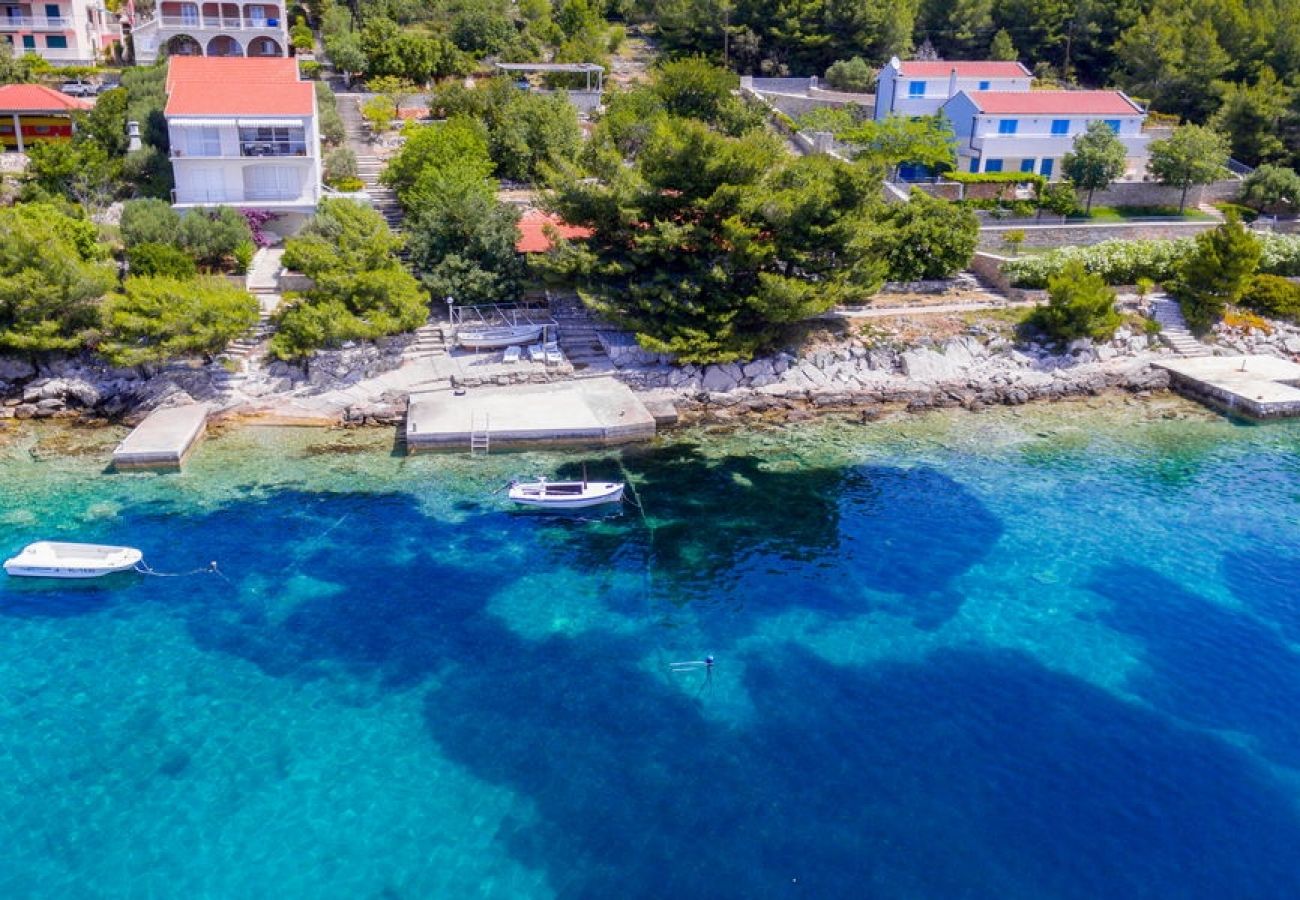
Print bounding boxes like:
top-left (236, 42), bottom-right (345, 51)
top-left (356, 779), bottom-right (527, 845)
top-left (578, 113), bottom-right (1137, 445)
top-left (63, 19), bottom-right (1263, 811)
top-left (1029, 259), bottom-right (1122, 342)
top-left (290, 20), bottom-right (315, 52)
top-left (649, 57), bottom-right (759, 134)
top-left (1061, 121), bottom-right (1127, 213)
top-left (1240, 163), bottom-right (1300, 213)
top-left (176, 208), bottom-right (254, 270)
top-left (1039, 181), bottom-right (1082, 217)
top-left (325, 31), bottom-right (367, 80)
top-left (0, 204), bottom-right (116, 354)
top-left (282, 198), bottom-right (404, 277)
top-left (126, 242), bottom-right (198, 279)
top-left (989, 28), bottom-right (1018, 61)
top-left (23, 140), bottom-right (120, 211)
top-left (490, 91), bottom-right (582, 183)
top-left (381, 116), bottom-right (492, 207)
top-left (1147, 123), bottom-right (1230, 212)
top-left (839, 114), bottom-right (956, 179)
top-left (1172, 213), bottom-right (1261, 330)
top-left (1211, 69), bottom-right (1292, 166)
top-left (861, 190), bottom-right (979, 281)
top-left (545, 118), bottom-right (887, 362)
top-left (360, 94), bottom-right (397, 133)
top-left (100, 276), bottom-right (258, 365)
top-left (452, 2), bottom-right (520, 54)
top-left (823, 57), bottom-right (875, 93)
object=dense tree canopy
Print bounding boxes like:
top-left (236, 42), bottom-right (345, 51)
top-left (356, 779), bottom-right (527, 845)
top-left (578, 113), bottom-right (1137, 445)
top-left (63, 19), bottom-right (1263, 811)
top-left (100, 277), bottom-right (258, 366)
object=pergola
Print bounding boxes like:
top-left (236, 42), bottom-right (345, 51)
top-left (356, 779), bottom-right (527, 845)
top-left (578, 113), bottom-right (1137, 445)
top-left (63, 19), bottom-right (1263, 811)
top-left (493, 62), bottom-right (605, 93)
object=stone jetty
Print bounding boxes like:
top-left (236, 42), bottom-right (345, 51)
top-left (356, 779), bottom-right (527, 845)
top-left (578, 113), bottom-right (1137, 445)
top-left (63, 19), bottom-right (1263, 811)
top-left (112, 404), bottom-right (209, 470)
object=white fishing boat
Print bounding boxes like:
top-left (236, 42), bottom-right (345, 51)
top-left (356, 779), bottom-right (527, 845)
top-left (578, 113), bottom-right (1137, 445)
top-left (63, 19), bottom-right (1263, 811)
top-left (507, 477), bottom-right (626, 510)
top-left (3, 542), bottom-right (143, 579)
top-left (456, 324), bottom-right (545, 350)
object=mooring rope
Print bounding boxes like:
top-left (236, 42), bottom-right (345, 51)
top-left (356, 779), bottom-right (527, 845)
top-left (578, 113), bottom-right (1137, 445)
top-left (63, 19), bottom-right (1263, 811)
top-left (135, 560), bottom-right (230, 585)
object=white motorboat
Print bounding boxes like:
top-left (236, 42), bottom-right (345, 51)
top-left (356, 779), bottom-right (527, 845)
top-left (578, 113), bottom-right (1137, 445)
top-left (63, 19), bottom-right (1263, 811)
top-left (507, 477), bottom-right (626, 509)
top-left (457, 324), bottom-right (545, 350)
top-left (3, 542), bottom-right (143, 579)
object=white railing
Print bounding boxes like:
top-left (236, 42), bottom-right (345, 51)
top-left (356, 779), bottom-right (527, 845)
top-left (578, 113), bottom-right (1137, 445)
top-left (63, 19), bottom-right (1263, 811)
top-left (151, 14), bottom-right (281, 29)
top-left (0, 15), bottom-right (73, 28)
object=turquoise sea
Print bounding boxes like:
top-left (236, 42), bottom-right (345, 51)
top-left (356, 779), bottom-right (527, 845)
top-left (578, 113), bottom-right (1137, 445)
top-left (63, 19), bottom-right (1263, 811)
top-left (3, 397), bottom-right (1300, 898)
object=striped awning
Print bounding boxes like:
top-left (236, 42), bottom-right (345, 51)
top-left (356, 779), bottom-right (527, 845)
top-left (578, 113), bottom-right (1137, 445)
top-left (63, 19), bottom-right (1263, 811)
top-left (236, 118), bottom-right (305, 128)
top-left (169, 118), bottom-right (230, 127)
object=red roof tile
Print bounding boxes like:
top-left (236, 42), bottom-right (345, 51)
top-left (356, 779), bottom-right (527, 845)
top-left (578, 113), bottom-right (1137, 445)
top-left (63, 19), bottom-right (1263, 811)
top-left (897, 60), bottom-right (1030, 78)
top-left (0, 84), bottom-right (92, 113)
top-left (165, 57), bottom-right (313, 116)
top-left (516, 210), bottom-right (593, 253)
top-left (964, 90), bottom-right (1144, 116)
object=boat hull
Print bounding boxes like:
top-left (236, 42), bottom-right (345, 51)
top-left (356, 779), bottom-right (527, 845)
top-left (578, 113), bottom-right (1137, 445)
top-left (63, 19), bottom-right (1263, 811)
top-left (2, 542), bottom-right (144, 579)
top-left (457, 326), bottom-right (545, 349)
top-left (508, 482), bottom-right (625, 509)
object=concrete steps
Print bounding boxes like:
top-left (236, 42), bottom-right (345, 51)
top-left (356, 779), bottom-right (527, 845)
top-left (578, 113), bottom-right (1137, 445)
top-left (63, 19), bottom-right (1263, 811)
top-left (1151, 296), bottom-right (1212, 356)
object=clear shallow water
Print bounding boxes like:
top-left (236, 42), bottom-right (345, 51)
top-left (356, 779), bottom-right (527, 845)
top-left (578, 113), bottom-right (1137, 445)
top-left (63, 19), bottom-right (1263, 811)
top-left (3, 400), bottom-right (1300, 898)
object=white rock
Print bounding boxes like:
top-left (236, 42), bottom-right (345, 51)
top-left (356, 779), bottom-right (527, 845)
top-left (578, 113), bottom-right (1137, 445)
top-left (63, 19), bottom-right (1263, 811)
top-left (900, 348), bottom-right (964, 382)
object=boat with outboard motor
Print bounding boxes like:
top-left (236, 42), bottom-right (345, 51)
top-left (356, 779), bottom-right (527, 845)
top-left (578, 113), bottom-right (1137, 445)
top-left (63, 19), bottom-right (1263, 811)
top-left (3, 542), bottom-right (144, 579)
top-left (507, 476), bottom-right (626, 509)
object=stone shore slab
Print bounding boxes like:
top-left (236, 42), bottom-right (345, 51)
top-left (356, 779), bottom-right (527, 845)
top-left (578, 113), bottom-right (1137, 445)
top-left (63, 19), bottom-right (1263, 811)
top-left (1156, 355), bottom-right (1300, 419)
top-left (112, 404), bottom-right (209, 470)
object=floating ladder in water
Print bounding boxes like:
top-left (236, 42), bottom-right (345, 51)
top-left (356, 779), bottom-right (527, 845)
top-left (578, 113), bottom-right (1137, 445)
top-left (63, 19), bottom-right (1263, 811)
top-left (469, 410), bottom-right (491, 455)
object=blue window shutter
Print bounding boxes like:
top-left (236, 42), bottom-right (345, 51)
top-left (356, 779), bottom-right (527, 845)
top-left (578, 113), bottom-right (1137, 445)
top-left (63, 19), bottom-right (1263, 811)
top-left (1041, 158), bottom-right (1055, 177)
top-left (21, 35), bottom-right (35, 48)
top-left (908, 81), bottom-right (925, 97)
top-left (45, 34), bottom-right (67, 48)
top-left (1104, 119), bottom-right (1121, 133)
top-left (1019, 159), bottom-right (1035, 173)
top-left (1051, 119), bottom-right (1069, 135)
top-left (998, 119), bottom-right (1018, 135)
top-left (985, 159), bottom-right (1004, 173)
top-left (969, 158), bottom-right (980, 173)
top-left (978, 81), bottom-right (990, 90)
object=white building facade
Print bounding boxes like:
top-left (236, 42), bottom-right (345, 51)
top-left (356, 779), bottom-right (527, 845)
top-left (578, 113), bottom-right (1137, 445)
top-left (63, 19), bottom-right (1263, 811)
top-left (128, 0), bottom-right (286, 64)
top-left (873, 58), bottom-right (1031, 119)
top-left (0, 0), bottom-right (119, 64)
top-left (939, 90), bottom-right (1150, 180)
top-left (165, 57), bottom-right (319, 227)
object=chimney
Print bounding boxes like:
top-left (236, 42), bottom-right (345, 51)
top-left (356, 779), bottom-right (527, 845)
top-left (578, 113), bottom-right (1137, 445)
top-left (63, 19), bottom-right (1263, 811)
top-left (948, 67), bottom-right (959, 98)
top-left (126, 120), bottom-right (141, 152)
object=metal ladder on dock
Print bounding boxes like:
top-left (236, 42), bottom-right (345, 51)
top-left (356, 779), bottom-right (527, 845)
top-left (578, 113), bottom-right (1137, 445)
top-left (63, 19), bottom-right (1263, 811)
top-left (469, 410), bottom-right (491, 455)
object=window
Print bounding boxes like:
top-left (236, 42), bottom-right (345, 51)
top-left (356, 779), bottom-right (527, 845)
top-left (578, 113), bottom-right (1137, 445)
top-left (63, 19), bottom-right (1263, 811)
top-left (184, 126), bottom-right (221, 156)
top-left (969, 158), bottom-right (979, 173)
top-left (44, 3), bottom-right (58, 17)
top-left (997, 119), bottom-right (1018, 135)
top-left (977, 80), bottom-right (990, 90)
top-left (244, 165), bottom-right (300, 201)
top-left (984, 159), bottom-right (1004, 173)
top-left (239, 125), bottom-right (306, 157)
top-left (1051, 119), bottom-right (1069, 135)
top-left (45, 35), bottom-right (67, 48)
top-left (22, 35), bottom-right (35, 49)
top-left (908, 81), bottom-right (925, 98)
top-left (1020, 159), bottom-right (1035, 173)
top-left (1103, 119), bottom-right (1121, 133)
top-left (1040, 158), bottom-right (1054, 177)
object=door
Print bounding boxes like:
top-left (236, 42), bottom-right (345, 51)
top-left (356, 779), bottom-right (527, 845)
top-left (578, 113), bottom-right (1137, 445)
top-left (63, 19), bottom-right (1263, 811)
top-left (244, 165), bottom-right (299, 200)
top-left (184, 126), bottom-right (220, 156)
top-left (187, 167), bottom-right (225, 202)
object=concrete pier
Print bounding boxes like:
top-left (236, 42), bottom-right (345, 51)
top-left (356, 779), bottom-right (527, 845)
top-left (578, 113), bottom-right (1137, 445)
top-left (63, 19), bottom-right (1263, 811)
top-left (405, 378), bottom-right (656, 452)
top-left (1156, 355), bottom-right (1300, 419)
top-left (112, 404), bottom-right (209, 470)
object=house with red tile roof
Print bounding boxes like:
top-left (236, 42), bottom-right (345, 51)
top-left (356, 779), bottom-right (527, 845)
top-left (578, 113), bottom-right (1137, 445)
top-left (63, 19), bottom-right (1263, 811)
top-left (128, 0), bottom-right (288, 64)
top-left (0, 83), bottom-right (90, 151)
top-left (874, 56), bottom-right (1032, 118)
top-left (515, 209), bottom-right (592, 253)
top-left (164, 56), bottom-right (321, 225)
top-left (939, 89), bottom-right (1150, 180)
top-left (0, 0), bottom-right (119, 66)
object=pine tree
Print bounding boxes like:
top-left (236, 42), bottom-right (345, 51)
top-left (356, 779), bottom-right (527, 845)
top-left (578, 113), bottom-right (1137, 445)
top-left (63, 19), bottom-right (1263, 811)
top-left (989, 28), bottom-right (1018, 60)
top-left (1173, 214), bottom-right (1262, 331)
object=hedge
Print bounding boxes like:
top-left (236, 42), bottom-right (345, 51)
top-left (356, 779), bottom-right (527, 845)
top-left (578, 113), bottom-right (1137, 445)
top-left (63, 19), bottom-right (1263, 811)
top-left (948, 171), bottom-right (1047, 190)
top-left (1002, 233), bottom-right (1300, 288)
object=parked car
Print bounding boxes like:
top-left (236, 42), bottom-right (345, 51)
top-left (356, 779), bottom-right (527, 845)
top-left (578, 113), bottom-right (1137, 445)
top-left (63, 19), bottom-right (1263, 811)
top-left (59, 81), bottom-right (99, 98)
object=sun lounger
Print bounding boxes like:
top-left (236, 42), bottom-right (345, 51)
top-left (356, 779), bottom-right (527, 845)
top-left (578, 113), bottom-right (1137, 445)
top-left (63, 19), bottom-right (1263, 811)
top-left (503, 345), bottom-right (522, 364)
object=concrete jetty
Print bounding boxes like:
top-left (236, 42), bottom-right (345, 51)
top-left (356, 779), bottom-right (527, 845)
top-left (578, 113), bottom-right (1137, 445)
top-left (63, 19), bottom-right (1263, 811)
top-left (1156, 355), bottom-right (1300, 419)
top-left (112, 404), bottom-right (209, 470)
top-left (405, 377), bottom-right (656, 453)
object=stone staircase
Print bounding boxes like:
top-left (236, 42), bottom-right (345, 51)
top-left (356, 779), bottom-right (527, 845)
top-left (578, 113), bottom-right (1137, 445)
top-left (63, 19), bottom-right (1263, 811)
top-left (1151, 295), bottom-right (1211, 356)
top-left (214, 249), bottom-right (284, 394)
top-left (337, 94), bottom-right (404, 231)
top-left (549, 295), bottom-right (617, 376)
top-left (404, 321), bottom-right (448, 363)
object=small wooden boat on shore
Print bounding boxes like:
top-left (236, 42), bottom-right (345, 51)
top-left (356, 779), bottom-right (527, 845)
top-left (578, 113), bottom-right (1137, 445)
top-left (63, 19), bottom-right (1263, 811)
top-left (3, 541), bottom-right (143, 579)
top-left (507, 477), bottom-right (625, 509)
top-left (456, 324), bottom-right (545, 349)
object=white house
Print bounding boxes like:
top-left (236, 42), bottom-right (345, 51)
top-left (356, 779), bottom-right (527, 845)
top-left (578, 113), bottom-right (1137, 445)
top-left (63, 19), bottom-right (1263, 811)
top-left (128, 0), bottom-right (288, 64)
top-left (938, 90), bottom-right (1150, 180)
top-left (165, 56), bottom-right (320, 227)
top-left (873, 57), bottom-right (1031, 119)
top-left (1, 0), bottom-right (120, 64)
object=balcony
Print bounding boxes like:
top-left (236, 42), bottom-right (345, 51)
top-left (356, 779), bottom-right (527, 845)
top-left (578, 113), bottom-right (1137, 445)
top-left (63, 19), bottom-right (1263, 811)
top-left (0, 15), bottom-right (73, 28)
top-left (970, 132), bottom-right (1150, 159)
top-left (153, 14), bottom-right (280, 28)
top-left (240, 140), bottom-right (307, 157)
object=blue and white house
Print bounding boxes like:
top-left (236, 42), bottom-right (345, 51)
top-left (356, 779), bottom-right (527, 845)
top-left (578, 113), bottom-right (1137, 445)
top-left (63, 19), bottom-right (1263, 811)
top-left (873, 57), bottom-right (1031, 119)
top-left (938, 90), bottom-right (1150, 180)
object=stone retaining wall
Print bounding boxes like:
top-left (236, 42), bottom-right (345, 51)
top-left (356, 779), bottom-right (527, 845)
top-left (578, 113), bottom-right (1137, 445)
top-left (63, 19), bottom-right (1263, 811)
top-left (977, 220), bottom-right (1219, 251)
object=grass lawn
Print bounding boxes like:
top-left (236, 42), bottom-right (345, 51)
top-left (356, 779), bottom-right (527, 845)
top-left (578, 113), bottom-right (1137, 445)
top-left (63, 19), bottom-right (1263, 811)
top-left (1070, 205), bottom-right (1215, 222)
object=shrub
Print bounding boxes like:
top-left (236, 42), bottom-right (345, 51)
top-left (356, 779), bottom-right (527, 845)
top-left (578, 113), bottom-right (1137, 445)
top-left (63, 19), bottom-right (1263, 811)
top-left (1039, 182), bottom-right (1082, 217)
top-left (126, 242), bottom-right (197, 279)
top-left (1172, 215), bottom-right (1261, 331)
top-left (866, 191), bottom-right (979, 281)
top-left (300, 60), bottom-right (322, 80)
top-left (100, 276), bottom-right (258, 366)
top-left (120, 198), bottom-right (180, 247)
top-left (948, 171), bottom-right (1048, 189)
top-left (1003, 238), bottom-right (1195, 287)
top-left (329, 176), bottom-right (365, 192)
top-left (1001, 229), bottom-right (1026, 256)
top-left (1241, 164), bottom-right (1300, 214)
top-left (324, 146), bottom-right (358, 184)
top-left (361, 95), bottom-right (396, 133)
top-left (177, 207), bottom-right (255, 270)
top-left (823, 57), bottom-right (875, 93)
top-left (1240, 274), bottom-right (1300, 322)
top-left (315, 81), bottom-right (345, 145)
top-left (1028, 259), bottom-right (1121, 343)
top-left (233, 240), bottom-right (255, 274)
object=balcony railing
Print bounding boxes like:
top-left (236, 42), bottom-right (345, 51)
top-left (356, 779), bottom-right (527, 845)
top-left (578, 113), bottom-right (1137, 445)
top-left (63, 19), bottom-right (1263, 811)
top-left (240, 141), bottom-right (307, 157)
top-left (152, 14), bottom-right (281, 29)
top-left (0, 15), bottom-right (73, 28)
